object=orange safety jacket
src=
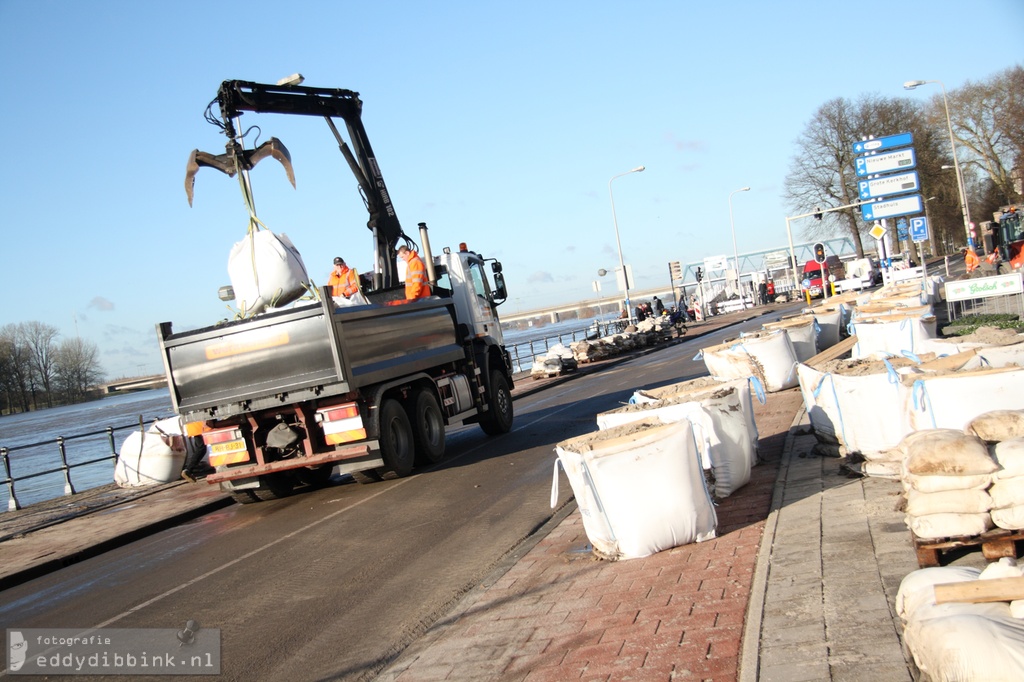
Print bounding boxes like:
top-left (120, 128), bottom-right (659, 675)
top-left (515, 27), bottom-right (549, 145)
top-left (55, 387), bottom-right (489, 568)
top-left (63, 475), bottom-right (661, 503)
top-left (329, 266), bottom-right (359, 298)
top-left (402, 250), bottom-right (431, 300)
top-left (965, 248), bottom-right (980, 273)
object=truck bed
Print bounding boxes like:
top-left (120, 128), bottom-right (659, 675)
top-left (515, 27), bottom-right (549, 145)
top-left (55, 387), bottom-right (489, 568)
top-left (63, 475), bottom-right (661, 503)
top-left (158, 294), bottom-right (467, 422)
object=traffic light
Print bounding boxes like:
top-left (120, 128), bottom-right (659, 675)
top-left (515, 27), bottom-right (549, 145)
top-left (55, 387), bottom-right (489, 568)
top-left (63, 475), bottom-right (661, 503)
top-left (696, 267), bottom-right (703, 283)
top-left (813, 242), bottom-right (826, 263)
top-left (669, 261), bottom-right (682, 281)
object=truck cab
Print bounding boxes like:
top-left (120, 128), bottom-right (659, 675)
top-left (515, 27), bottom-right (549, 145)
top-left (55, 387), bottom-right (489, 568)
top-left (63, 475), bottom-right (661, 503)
top-left (433, 243), bottom-right (508, 346)
top-left (801, 256), bottom-right (845, 298)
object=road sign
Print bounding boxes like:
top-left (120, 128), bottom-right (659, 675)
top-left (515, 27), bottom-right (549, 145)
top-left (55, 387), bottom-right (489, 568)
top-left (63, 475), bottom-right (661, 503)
top-left (860, 194), bottom-right (923, 221)
top-left (703, 255), bottom-right (729, 271)
top-left (869, 223), bottom-right (886, 240)
top-left (910, 217), bottom-right (929, 243)
top-left (852, 132), bottom-right (914, 155)
top-left (855, 148), bottom-right (916, 177)
top-left (857, 171), bottom-right (920, 200)
top-left (897, 218), bottom-right (909, 240)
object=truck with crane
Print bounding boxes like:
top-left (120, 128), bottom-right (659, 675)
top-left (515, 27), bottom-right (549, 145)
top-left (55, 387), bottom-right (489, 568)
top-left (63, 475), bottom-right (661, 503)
top-left (156, 79), bottom-right (514, 503)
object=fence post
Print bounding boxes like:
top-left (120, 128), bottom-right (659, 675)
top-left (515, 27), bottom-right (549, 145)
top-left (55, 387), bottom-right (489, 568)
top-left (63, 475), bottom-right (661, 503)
top-left (106, 426), bottom-right (118, 464)
top-left (2, 447), bottom-right (20, 511)
top-left (56, 436), bottom-right (77, 496)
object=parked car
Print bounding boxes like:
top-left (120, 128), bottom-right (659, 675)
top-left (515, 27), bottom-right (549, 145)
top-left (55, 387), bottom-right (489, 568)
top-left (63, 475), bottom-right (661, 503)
top-left (800, 257), bottom-right (846, 298)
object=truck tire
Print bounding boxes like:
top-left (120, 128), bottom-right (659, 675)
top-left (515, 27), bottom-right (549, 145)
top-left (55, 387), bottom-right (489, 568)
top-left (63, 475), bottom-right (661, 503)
top-left (479, 370), bottom-right (513, 435)
top-left (409, 389), bottom-right (445, 465)
top-left (380, 398), bottom-right (415, 477)
top-left (252, 472), bottom-right (294, 501)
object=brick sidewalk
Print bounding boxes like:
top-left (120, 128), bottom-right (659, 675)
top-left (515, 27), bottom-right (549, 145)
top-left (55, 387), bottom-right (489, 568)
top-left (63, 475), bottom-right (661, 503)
top-left (378, 389), bottom-right (804, 681)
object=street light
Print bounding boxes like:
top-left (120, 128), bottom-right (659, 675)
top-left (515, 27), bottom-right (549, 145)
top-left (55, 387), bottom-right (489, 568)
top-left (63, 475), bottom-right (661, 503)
top-left (904, 79), bottom-right (973, 247)
top-left (729, 187), bottom-right (751, 308)
top-left (609, 165), bottom-right (645, 316)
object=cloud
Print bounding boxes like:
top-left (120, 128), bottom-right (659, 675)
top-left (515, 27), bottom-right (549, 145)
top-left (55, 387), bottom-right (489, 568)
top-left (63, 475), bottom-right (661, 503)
top-left (527, 271), bottom-right (554, 284)
top-left (88, 296), bottom-right (115, 311)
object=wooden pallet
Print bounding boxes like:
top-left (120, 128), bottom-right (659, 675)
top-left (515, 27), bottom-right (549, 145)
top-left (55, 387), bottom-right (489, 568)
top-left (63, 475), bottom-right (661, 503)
top-left (913, 528), bottom-right (1024, 568)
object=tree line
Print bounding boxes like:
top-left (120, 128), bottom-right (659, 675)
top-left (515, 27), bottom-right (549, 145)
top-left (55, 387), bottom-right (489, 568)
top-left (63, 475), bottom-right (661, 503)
top-left (785, 64), bottom-right (1023, 259)
top-left (0, 322), bottom-right (104, 414)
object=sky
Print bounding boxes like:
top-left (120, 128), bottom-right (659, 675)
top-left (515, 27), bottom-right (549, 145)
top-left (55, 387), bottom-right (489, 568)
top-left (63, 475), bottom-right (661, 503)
top-left (1, 0), bottom-right (1022, 380)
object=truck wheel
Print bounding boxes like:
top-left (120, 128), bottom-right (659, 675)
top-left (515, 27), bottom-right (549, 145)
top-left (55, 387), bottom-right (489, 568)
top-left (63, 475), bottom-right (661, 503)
top-left (252, 472), bottom-right (294, 501)
top-left (409, 389), bottom-right (445, 465)
top-left (479, 370), bottom-right (513, 435)
top-left (230, 490), bottom-right (260, 504)
top-left (380, 398), bottom-right (415, 477)
top-left (296, 465), bottom-right (334, 488)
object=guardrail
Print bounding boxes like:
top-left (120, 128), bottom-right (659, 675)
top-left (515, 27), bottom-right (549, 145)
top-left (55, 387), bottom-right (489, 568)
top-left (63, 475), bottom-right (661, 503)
top-left (505, 318), bottom-right (632, 375)
top-left (0, 416), bottom-right (164, 512)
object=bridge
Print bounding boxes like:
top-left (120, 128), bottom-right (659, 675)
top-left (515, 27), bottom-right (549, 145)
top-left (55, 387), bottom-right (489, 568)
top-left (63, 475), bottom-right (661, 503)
top-left (101, 374), bottom-right (168, 394)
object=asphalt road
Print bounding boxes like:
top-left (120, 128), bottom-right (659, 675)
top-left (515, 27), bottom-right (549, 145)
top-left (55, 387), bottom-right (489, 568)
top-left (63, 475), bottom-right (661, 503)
top-left (0, 314), bottom-right (775, 681)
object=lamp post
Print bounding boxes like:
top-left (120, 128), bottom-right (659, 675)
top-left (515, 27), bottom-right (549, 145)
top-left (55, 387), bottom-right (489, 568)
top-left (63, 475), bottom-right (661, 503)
top-left (609, 165), bottom-right (645, 316)
top-left (729, 187), bottom-right (751, 308)
top-left (904, 79), bottom-right (973, 247)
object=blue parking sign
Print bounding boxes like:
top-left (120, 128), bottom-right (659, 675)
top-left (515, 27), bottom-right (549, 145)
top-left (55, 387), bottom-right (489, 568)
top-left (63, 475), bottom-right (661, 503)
top-left (910, 217), bottom-right (929, 243)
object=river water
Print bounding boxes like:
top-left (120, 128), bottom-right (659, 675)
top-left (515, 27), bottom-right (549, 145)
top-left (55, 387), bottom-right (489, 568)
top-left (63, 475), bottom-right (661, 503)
top-left (0, 316), bottom-right (616, 510)
top-left (0, 390), bottom-right (174, 510)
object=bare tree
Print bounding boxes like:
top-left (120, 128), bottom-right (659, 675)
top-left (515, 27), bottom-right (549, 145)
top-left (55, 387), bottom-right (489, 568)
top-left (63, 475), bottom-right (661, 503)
top-left (22, 321), bottom-right (60, 408)
top-left (939, 65), bottom-right (1024, 207)
top-left (54, 337), bottom-right (104, 403)
top-left (0, 324), bottom-right (33, 413)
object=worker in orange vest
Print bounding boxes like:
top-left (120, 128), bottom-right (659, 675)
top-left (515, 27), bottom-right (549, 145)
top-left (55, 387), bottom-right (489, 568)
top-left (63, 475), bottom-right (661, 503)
top-left (328, 256), bottom-right (359, 298)
top-left (397, 245), bottom-right (431, 300)
top-left (965, 247), bottom-right (980, 274)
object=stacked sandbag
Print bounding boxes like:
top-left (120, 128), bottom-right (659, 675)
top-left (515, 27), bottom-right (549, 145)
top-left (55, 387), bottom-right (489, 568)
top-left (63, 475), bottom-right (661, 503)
top-left (700, 329), bottom-right (798, 392)
top-left (968, 410), bottom-right (1024, 531)
top-left (596, 376), bottom-right (759, 498)
top-left (553, 420), bottom-right (717, 561)
top-left (897, 561), bottom-right (1024, 680)
top-left (761, 316), bottom-right (818, 362)
top-left (900, 429), bottom-right (997, 540)
top-left (530, 344), bottom-right (578, 378)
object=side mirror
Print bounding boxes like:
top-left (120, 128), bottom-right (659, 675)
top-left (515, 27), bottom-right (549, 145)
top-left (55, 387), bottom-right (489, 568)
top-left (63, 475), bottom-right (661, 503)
top-left (491, 261), bottom-right (503, 274)
top-left (492, 272), bottom-right (508, 303)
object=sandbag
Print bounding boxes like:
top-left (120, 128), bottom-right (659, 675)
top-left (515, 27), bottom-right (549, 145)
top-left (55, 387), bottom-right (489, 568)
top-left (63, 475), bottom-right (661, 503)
top-left (901, 429), bottom-right (997, 477)
top-left (903, 472), bottom-right (994, 494)
top-left (989, 477), bottom-right (1024, 510)
top-left (115, 427), bottom-right (187, 487)
top-left (850, 315), bottom-right (936, 359)
top-left (701, 330), bottom-right (797, 392)
top-left (553, 421), bottom-right (717, 560)
top-left (994, 439), bottom-right (1024, 479)
top-left (896, 565), bottom-right (984, 622)
top-left (806, 307), bottom-right (843, 349)
top-left (901, 367), bottom-right (1024, 432)
top-left (760, 317), bottom-right (817, 363)
top-left (966, 410), bottom-right (1024, 443)
top-left (796, 361), bottom-right (909, 455)
top-left (597, 383), bottom-right (755, 498)
top-left (992, 504), bottom-right (1024, 530)
top-left (228, 228), bottom-right (310, 315)
top-left (906, 611), bottom-right (1024, 681)
top-left (905, 489), bottom-right (993, 516)
top-left (906, 512), bottom-right (993, 540)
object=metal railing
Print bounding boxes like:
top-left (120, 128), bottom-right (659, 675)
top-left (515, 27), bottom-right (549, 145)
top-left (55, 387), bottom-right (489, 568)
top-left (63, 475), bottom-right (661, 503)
top-left (1, 415), bottom-right (166, 512)
top-left (505, 318), bottom-right (632, 375)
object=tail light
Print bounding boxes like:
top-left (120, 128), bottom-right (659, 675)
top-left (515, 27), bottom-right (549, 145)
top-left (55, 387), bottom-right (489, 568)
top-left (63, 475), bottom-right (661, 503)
top-left (202, 426), bottom-right (249, 467)
top-left (316, 402), bottom-right (367, 445)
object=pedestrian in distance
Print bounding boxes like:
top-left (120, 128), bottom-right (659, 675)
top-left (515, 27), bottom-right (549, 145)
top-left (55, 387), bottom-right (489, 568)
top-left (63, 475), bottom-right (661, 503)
top-left (652, 296), bottom-right (665, 316)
